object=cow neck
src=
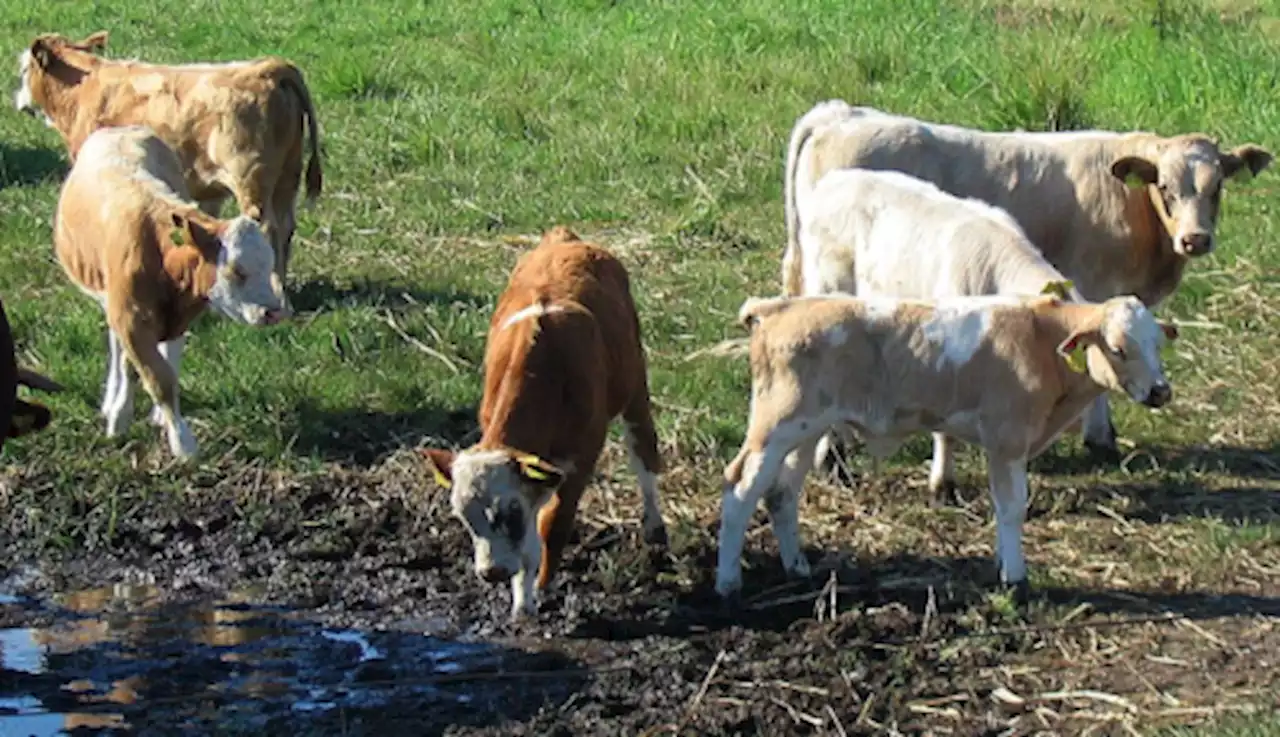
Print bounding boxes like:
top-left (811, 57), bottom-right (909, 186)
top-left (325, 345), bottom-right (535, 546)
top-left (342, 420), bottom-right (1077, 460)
top-left (476, 318), bottom-right (565, 462)
top-left (157, 208), bottom-right (221, 338)
top-left (1113, 143), bottom-right (1185, 306)
top-left (1032, 301), bottom-right (1110, 402)
top-left (41, 55), bottom-right (97, 152)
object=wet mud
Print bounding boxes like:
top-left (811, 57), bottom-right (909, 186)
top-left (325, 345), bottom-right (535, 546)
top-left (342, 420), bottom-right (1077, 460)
top-left (1, 458), bottom-right (1278, 735)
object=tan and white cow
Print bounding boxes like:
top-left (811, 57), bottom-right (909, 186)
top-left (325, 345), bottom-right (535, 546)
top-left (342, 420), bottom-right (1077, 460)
top-left (783, 99), bottom-right (1269, 459)
top-left (54, 126), bottom-right (289, 460)
top-left (796, 166), bottom-right (1089, 503)
top-left (422, 226), bottom-right (668, 620)
top-left (715, 292), bottom-right (1177, 598)
top-left (15, 31), bottom-right (322, 287)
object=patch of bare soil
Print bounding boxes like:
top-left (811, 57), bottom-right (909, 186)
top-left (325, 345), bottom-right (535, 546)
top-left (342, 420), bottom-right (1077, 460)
top-left (1, 449), bottom-right (1278, 735)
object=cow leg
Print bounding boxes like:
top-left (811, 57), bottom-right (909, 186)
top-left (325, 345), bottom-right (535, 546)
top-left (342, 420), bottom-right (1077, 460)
top-left (1081, 395), bottom-right (1119, 462)
top-left (813, 423), bottom-right (859, 483)
top-left (535, 462), bottom-right (595, 589)
top-left (102, 328), bottom-right (135, 438)
top-left (928, 432), bottom-right (958, 506)
top-left (622, 393), bottom-right (667, 547)
top-left (717, 429), bottom-right (804, 597)
top-left (510, 516), bottom-right (545, 620)
top-left (149, 334), bottom-right (186, 427)
top-left (268, 139), bottom-right (305, 288)
top-left (116, 317), bottom-right (196, 460)
top-left (984, 452), bottom-right (1030, 587)
top-left (764, 437), bottom-right (817, 580)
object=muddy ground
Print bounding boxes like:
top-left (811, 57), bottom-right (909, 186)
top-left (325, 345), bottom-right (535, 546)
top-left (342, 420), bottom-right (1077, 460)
top-left (1, 444), bottom-right (1278, 736)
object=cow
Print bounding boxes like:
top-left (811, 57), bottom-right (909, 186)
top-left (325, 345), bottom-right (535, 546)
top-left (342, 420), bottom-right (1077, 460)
top-left (796, 166), bottom-right (1091, 504)
top-left (0, 297), bottom-right (62, 452)
top-left (782, 99), bottom-right (1268, 462)
top-left (714, 292), bottom-right (1178, 599)
top-left (53, 125), bottom-right (290, 460)
top-left (14, 30), bottom-right (322, 288)
top-left (421, 226), bottom-right (668, 620)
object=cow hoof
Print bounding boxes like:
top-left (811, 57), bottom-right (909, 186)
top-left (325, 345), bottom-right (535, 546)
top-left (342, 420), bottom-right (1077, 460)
top-left (930, 480), bottom-right (959, 508)
top-left (1084, 440), bottom-right (1122, 466)
top-left (783, 556), bottom-right (812, 580)
top-left (716, 587), bottom-right (743, 615)
top-left (997, 579), bottom-right (1032, 608)
top-left (643, 524), bottom-right (669, 548)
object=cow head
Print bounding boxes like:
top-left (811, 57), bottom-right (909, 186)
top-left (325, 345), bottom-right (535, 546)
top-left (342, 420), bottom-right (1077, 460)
top-left (1057, 295), bottom-right (1178, 408)
top-left (14, 32), bottom-right (108, 124)
top-left (422, 447), bottom-right (566, 585)
top-left (1111, 135), bottom-right (1272, 258)
top-left (175, 214), bottom-right (289, 327)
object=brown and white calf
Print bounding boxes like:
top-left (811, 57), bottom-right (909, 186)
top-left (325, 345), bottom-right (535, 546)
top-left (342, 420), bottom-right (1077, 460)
top-left (422, 226), bottom-right (667, 620)
top-left (715, 292), bottom-right (1177, 598)
top-left (15, 31), bottom-right (322, 286)
top-left (796, 166), bottom-right (1088, 503)
top-left (54, 126), bottom-right (289, 460)
top-left (783, 99), bottom-right (1268, 458)
top-left (0, 298), bottom-right (62, 451)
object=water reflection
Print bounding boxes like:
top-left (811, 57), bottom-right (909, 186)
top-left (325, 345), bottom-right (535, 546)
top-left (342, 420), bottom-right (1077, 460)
top-left (0, 582), bottom-right (583, 734)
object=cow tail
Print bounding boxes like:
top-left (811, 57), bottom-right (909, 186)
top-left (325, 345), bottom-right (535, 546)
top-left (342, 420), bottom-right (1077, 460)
top-left (278, 64), bottom-right (323, 207)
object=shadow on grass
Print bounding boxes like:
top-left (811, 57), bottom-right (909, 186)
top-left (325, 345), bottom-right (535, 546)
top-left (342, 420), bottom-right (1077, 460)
top-left (289, 275), bottom-right (490, 314)
top-left (568, 549), bottom-right (1280, 642)
top-left (0, 143), bottom-right (66, 189)
top-left (291, 400), bottom-right (480, 467)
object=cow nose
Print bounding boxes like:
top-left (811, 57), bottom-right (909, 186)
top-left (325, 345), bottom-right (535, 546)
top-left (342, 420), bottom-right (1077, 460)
top-left (1144, 383), bottom-right (1172, 408)
top-left (1180, 233), bottom-right (1211, 255)
top-left (478, 565), bottom-right (513, 583)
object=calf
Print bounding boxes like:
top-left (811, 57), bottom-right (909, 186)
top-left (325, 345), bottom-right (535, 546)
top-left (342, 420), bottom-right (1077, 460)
top-left (0, 298), bottom-right (62, 451)
top-left (53, 126), bottom-right (289, 460)
top-left (422, 226), bottom-right (668, 620)
top-left (715, 292), bottom-right (1177, 598)
top-left (797, 167), bottom-right (1087, 503)
top-left (15, 31), bottom-right (322, 286)
top-left (783, 99), bottom-right (1268, 459)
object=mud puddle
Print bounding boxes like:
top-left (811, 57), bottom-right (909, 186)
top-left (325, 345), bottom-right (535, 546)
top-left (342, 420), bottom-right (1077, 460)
top-left (0, 583), bottom-right (584, 736)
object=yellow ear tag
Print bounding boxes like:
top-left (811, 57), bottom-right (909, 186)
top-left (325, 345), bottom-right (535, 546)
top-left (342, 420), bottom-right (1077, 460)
top-left (515, 454), bottom-right (553, 482)
top-left (1064, 345), bottom-right (1088, 374)
top-left (170, 228), bottom-right (185, 246)
top-left (1124, 172), bottom-right (1148, 190)
top-left (429, 465), bottom-right (451, 490)
top-left (1040, 280), bottom-right (1074, 300)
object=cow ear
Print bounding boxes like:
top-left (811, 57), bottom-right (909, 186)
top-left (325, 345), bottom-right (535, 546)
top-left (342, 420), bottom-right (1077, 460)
top-left (30, 39), bottom-right (53, 69)
top-left (79, 31), bottom-right (109, 51)
top-left (420, 448), bottom-right (456, 490)
top-left (1158, 321), bottom-right (1179, 341)
top-left (9, 400), bottom-right (51, 438)
top-left (1222, 144), bottom-right (1273, 182)
top-left (1111, 156), bottom-right (1158, 189)
top-left (512, 454), bottom-right (566, 489)
top-left (1056, 331), bottom-right (1096, 374)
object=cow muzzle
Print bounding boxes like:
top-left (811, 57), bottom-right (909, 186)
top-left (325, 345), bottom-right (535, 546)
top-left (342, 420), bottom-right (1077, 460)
top-left (1143, 383), bottom-right (1172, 408)
top-left (1175, 232), bottom-right (1212, 257)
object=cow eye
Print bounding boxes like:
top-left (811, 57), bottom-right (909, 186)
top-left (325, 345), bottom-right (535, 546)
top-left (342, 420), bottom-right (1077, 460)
top-left (1110, 345), bottom-right (1127, 360)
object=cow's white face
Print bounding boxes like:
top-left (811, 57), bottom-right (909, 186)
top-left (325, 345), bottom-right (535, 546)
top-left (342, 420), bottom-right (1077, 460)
top-left (14, 50), bottom-right (34, 112)
top-left (1112, 137), bottom-right (1272, 258)
top-left (428, 448), bottom-right (565, 585)
top-left (207, 217), bottom-right (289, 326)
top-left (1085, 296), bottom-right (1177, 407)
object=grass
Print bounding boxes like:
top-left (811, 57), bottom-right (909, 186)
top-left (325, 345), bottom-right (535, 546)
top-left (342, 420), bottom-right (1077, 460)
top-left (1, 0), bottom-right (1279, 733)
